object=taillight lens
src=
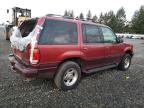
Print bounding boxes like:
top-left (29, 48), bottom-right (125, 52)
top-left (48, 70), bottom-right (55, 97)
top-left (30, 48), bottom-right (40, 65)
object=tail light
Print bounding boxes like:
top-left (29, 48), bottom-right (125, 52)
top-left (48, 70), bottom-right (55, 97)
top-left (29, 25), bottom-right (42, 65)
top-left (30, 48), bottom-right (40, 65)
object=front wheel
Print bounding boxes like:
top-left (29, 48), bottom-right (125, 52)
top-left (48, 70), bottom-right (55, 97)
top-left (118, 54), bottom-right (131, 71)
top-left (54, 61), bottom-right (81, 91)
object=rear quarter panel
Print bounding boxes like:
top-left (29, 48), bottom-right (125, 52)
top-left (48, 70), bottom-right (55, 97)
top-left (38, 45), bottom-right (81, 68)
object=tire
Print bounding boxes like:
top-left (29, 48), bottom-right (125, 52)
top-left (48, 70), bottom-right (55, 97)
top-left (54, 61), bottom-right (81, 90)
top-left (118, 54), bottom-right (131, 71)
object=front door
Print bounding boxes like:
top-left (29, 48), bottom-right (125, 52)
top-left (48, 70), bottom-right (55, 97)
top-left (81, 24), bottom-right (105, 71)
top-left (100, 27), bottom-right (123, 65)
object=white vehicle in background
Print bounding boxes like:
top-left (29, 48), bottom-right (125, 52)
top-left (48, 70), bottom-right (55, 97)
top-left (116, 33), bottom-right (124, 38)
top-left (131, 35), bottom-right (139, 39)
top-left (116, 33), bottom-right (144, 39)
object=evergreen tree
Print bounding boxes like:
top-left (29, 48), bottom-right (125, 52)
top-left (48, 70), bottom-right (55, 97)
top-left (116, 7), bottom-right (126, 32)
top-left (76, 16), bottom-right (79, 19)
top-left (67, 10), bottom-right (71, 16)
top-left (64, 10), bottom-right (75, 18)
top-left (70, 10), bottom-right (74, 18)
top-left (98, 11), bottom-right (118, 32)
top-left (132, 6), bottom-right (144, 33)
top-left (98, 8), bottom-right (127, 33)
top-left (106, 11), bottom-right (117, 32)
top-left (92, 15), bottom-right (98, 23)
top-left (98, 13), bottom-right (104, 24)
top-left (79, 13), bottom-right (84, 19)
top-left (64, 10), bottom-right (69, 16)
top-left (86, 10), bottom-right (92, 20)
top-left (103, 11), bottom-right (118, 32)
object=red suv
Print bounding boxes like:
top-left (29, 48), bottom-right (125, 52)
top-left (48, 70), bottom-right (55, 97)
top-left (9, 14), bottom-right (134, 90)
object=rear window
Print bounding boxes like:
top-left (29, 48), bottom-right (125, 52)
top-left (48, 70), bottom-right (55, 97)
top-left (39, 19), bottom-right (78, 44)
top-left (19, 19), bottom-right (37, 37)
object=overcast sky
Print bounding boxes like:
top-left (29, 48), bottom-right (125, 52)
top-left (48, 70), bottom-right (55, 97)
top-left (0, 0), bottom-right (144, 23)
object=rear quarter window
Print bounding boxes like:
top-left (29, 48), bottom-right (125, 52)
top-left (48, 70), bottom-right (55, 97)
top-left (39, 19), bottom-right (78, 45)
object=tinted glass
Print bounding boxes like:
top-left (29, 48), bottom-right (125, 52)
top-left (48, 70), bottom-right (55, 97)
top-left (39, 19), bottom-right (78, 44)
top-left (101, 27), bottom-right (116, 43)
top-left (83, 24), bottom-right (102, 43)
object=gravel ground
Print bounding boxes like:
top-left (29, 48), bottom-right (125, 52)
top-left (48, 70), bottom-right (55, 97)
top-left (0, 28), bottom-right (144, 108)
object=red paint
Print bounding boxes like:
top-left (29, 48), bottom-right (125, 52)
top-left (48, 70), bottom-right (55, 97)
top-left (9, 16), bottom-right (134, 78)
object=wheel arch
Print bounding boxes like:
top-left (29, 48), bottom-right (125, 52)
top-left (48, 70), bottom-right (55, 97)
top-left (125, 49), bottom-right (133, 57)
top-left (58, 57), bottom-right (83, 69)
top-left (54, 57), bottom-right (84, 78)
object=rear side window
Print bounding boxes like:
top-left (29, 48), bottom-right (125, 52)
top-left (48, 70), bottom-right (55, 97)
top-left (82, 24), bottom-right (102, 43)
top-left (39, 19), bottom-right (78, 44)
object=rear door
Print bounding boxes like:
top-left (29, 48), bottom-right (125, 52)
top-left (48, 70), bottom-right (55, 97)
top-left (100, 26), bottom-right (123, 65)
top-left (82, 24), bottom-right (105, 71)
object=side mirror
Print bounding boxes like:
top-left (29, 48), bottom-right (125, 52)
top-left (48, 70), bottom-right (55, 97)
top-left (117, 37), bottom-right (123, 43)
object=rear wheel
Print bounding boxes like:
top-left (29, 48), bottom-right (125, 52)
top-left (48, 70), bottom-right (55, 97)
top-left (54, 61), bottom-right (81, 90)
top-left (118, 54), bottom-right (131, 71)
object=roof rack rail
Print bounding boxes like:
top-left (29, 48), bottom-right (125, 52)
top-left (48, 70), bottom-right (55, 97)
top-left (46, 14), bottom-right (74, 19)
top-left (63, 15), bottom-right (74, 19)
top-left (46, 14), bottom-right (63, 17)
top-left (46, 14), bottom-right (93, 22)
top-left (75, 17), bottom-right (86, 21)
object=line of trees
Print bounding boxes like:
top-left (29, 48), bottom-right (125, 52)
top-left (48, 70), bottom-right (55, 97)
top-left (64, 6), bottom-right (144, 34)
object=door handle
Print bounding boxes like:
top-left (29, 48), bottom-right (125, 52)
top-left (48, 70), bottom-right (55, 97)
top-left (83, 47), bottom-right (87, 50)
top-left (105, 46), bottom-right (109, 49)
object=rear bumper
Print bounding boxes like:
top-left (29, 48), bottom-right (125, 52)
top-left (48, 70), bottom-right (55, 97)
top-left (9, 54), bottom-right (55, 78)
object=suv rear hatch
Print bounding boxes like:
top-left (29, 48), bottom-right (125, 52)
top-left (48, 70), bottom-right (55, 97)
top-left (12, 18), bottom-right (41, 66)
